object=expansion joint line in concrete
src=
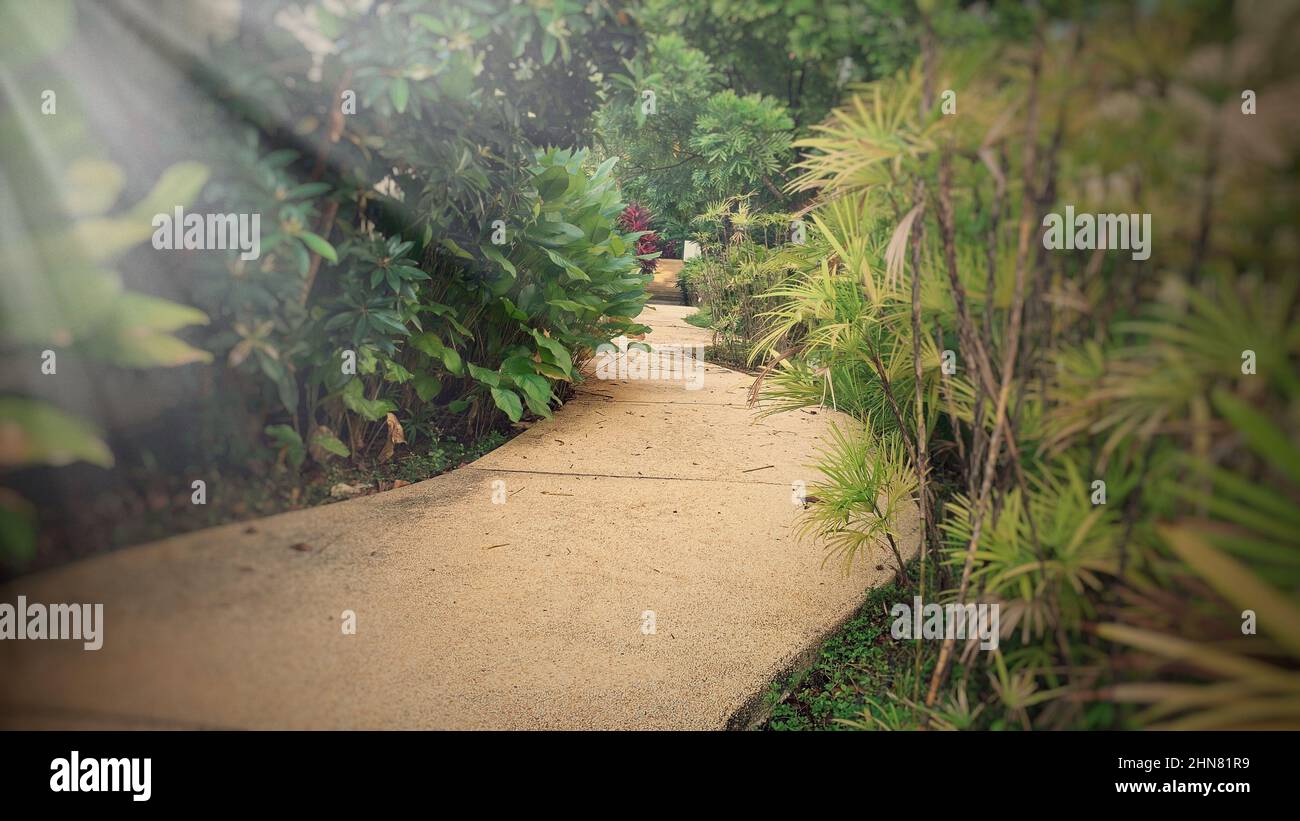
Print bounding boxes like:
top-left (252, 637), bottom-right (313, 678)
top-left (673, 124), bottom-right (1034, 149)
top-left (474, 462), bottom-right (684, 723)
top-left (463, 466), bottom-right (788, 486)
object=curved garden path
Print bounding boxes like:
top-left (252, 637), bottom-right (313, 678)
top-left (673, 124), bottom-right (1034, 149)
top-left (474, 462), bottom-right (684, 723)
top-left (0, 299), bottom-right (918, 730)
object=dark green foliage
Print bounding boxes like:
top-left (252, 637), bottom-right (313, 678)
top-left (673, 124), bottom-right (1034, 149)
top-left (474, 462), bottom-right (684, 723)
top-left (676, 197), bottom-right (801, 369)
top-left (189, 1), bottom-right (651, 461)
top-left (640, 0), bottom-right (918, 128)
top-left (1, 0), bottom-right (655, 568)
top-left (763, 572), bottom-right (920, 731)
top-left (596, 33), bottom-right (794, 242)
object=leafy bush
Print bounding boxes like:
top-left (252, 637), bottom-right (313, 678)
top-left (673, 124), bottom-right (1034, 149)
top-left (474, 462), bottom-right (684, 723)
top-left (1, 0), bottom-right (653, 569)
top-left (641, 0), bottom-right (919, 129)
top-left (617, 203), bottom-right (661, 273)
top-left (675, 196), bottom-right (802, 367)
top-left (184, 2), bottom-right (649, 465)
top-left (752, 2), bottom-right (1300, 729)
top-left (596, 33), bottom-right (795, 243)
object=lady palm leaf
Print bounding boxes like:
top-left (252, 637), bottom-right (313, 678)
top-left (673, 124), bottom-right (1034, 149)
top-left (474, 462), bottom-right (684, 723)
top-left (1099, 385), bottom-right (1300, 728)
top-left (1043, 274), bottom-right (1299, 469)
top-left (796, 422), bottom-right (917, 575)
top-left (788, 68), bottom-right (939, 195)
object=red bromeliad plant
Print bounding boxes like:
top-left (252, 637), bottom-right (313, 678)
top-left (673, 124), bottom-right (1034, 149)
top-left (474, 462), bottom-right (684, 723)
top-left (618, 203), bottom-right (661, 273)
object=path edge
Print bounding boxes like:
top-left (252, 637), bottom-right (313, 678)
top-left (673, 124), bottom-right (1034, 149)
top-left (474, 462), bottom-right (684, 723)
top-left (724, 590), bottom-right (873, 731)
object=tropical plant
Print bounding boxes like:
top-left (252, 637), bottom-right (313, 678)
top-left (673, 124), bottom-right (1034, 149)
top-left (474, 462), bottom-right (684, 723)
top-left (596, 33), bottom-right (795, 242)
top-left (179, 1), bottom-right (649, 462)
top-left (673, 196), bottom-right (808, 367)
top-left (639, 0), bottom-right (920, 128)
top-left (617, 203), bottom-right (662, 273)
top-left (750, 0), bottom-right (1300, 730)
top-left (0, 0), bottom-right (212, 566)
top-left (2, 0), bottom-right (652, 569)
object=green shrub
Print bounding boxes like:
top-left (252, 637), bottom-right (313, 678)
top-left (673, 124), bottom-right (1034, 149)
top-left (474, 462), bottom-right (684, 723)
top-left (753, 3), bottom-right (1300, 730)
top-left (185, 2), bottom-right (648, 464)
top-left (596, 33), bottom-right (794, 244)
top-left (676, 197), bottom-right (803, 367)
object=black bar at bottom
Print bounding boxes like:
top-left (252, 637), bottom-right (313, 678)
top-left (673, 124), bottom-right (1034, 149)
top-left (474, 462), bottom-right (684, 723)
top-left (0, 730), bottom-right (1289, 808)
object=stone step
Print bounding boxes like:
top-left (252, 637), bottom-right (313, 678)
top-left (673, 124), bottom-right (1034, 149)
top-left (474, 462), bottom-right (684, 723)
top-left (647, 259), bottom-right (684, 304)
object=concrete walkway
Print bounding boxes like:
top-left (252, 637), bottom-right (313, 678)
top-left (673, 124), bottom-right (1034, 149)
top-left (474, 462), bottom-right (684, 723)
top-left (647, 258), bottom-right (685, 303)
top-left (0, 303), bottom-right (918, 729)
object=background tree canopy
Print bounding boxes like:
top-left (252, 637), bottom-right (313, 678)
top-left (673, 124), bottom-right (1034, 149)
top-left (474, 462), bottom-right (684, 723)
top-left (595, 32), bottom-right (796, 244)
